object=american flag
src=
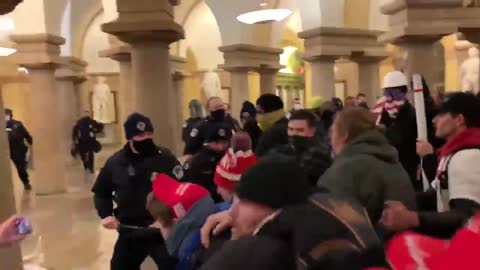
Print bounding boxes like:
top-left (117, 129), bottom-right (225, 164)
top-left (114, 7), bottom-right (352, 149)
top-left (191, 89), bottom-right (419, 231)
top-left (371, 96), bottom-right (385, 124)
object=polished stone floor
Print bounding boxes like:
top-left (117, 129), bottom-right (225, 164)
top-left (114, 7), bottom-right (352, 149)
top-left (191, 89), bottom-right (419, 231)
top-left (11, 145), bottom-right (157, 270)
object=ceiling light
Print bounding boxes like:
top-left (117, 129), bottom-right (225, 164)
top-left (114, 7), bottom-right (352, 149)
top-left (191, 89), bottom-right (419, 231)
top-left (0, 47), bottom-right (15, 56)
top-left (237, 9), bottom-right (292, 24)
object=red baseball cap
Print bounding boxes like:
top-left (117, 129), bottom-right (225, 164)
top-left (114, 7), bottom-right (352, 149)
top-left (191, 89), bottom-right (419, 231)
top-left (152, 174), bottom-right (210, 219)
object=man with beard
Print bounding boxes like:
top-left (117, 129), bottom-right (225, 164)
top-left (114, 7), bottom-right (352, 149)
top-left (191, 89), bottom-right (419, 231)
top-left (270, 109), bottom-right (332, 186)
top-left (92, 113), bottom-right (183, 270)
top-left (184, 97), bottom-right (238, 157)
top-left (183, 123), bottom-right (233, 203)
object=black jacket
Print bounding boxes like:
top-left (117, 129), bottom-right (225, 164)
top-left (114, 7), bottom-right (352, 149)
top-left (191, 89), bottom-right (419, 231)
top-left (182, 117), bottom-right (204, 144)
top-left (72, 116), bottom-right (104, 152)
top-left (270, 142), bottom-right (332, 186)
top-left (380, 102), bottom-right (420, 190)
top-left (6, 119), bottom-right (32, 157)
top-left (242, 119), bottom-right (262, 150)
top-left (255, 117), bottom-right (289, 157)
top-left (182, 147), bottom-right (225, 203)
top-left (92, 143), bottom-right (182, 227)
top-left (184, 117), bottom-right (236, 155)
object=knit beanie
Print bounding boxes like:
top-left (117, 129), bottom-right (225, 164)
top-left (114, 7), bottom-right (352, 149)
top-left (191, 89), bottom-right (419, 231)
top-left (214, 149), bottom-right (257, 192)
top-left (236, 154), bottom-right (310, 209)
top-left (256, 94), bottom-right (284, 113)
top-left (240, 101), bottom-right (257, 120)
top-left (231, 132), bottom-right (252, 152)
top-left (124, 113), bottom-right (154, 140)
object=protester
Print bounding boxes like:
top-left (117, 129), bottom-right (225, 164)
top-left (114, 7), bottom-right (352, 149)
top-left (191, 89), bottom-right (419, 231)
top-left (183, 123), bottom-right (232, 203)
top-left (381, 92), bottom-right (480, 238)
top-left (378, 71), bottom-right (419, 190)
top-left (385, 212), bottom-right (480, 270)
top-left (146, 174), bottom-right (215, 269)
top-left (214, 133), bottom-right (257, 202)
top-left (254, 94), bottom-right (289, 156)
top-left (345, 96), bottom-right (356, 107)
top-left (201, 155), bottom-right (383, 270)
top-left (184, 97), bottom-right (237, 156)
top-left (92, 113), bottom-right (182, 270)
top-left (0, 216), bottom-right (28, 247)
top-left (239, 101), bottom-right (262, 150)
top-left (5, 108), bottom-right (33, 190)
top-left (318, 107), bottom-right (416, 223)
top-left (72, 110), bottom-right (104, 180)
top-left (270, 109), bottom-right (332, 186)
top-left (356, 93), bottom-right (369, 109)
top-left (182, 99), bottom-right (205, 144)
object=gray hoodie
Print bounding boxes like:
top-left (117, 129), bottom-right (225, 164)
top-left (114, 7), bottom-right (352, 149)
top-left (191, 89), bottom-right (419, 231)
top-left (318, 130), bottom-right (416, 223)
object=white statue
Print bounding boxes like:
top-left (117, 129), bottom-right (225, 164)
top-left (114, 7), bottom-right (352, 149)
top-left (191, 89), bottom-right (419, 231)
top-left (202, 71), bottom-right (222, 98)
top-left (460, 47), bottom-right (480, 94)
top-left (92, 76), bottom-right (116, 124)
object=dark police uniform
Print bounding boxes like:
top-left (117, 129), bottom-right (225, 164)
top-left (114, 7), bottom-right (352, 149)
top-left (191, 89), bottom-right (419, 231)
top-left (183, 117), bottom-right (238, 156)
top-left (6, 118), bottom-right (32, 188)
top-left (182, 117), bottom-right (204, 144)
top-left (72, 116), bottom-right (104, 173)
top-left (92, 143), bottom-right (184, 270)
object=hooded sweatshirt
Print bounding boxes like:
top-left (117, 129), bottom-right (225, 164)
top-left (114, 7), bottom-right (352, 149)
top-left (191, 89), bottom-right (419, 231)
top-left (318, 130), bottom-right (416, 223)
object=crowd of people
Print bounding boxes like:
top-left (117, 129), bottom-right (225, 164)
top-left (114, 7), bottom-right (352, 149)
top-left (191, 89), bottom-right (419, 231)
top-left (3, 69), bottom-right (480, 270)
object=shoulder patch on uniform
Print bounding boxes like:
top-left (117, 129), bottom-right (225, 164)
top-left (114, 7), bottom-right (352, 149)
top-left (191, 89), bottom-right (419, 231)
top-left (219, 129), bottom-right (226, 136)
top-left (172, 165), bottom-right (184, 180)
top-left (190, 128), bottom-right (199, 138)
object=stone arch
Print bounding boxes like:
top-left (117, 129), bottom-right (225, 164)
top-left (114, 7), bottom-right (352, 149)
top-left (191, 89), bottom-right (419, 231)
top-left (178, 1), bottom-right (223, 70)
top-left (81, 11), bottom-right (119, 73)
top-left (297, 0), bottom-right (345, 31)
top-left (368, 0), bottom-right (389, 31)
top-left (71, 0), bottom-right (103, 57)
top-left (344, 0), bottom-right (370, 29)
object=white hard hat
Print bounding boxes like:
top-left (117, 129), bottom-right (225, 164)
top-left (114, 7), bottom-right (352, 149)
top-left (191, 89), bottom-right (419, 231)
top-left (383, 71), bottom-right (408, 88)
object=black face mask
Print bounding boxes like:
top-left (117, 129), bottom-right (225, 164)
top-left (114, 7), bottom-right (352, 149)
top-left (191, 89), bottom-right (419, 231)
top-left (289, 136), bottom-right (312, 154)
top-left (211, 109), bottom-right (226, 121)
top-left (132, 139), bottom-right (158, 157)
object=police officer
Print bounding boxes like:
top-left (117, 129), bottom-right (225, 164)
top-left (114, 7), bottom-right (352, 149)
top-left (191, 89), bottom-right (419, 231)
top-left (92, 113), bottom-right (183, 270)
top-left (270, 110), bottom-right (332, 186)
top-left (182, 99), bottom-right (204, 144)
top-left (183, 122), bottom-right (232, 203)
top-left (5, 109), bottom-right (33, 190)
top-left (72, 111), bottom-right (104, 178)
top-left (183, 96), bottom-right (238, 157)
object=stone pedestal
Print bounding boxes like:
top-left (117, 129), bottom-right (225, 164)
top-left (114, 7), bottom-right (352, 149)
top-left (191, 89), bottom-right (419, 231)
top-left (299, 27), bottom-right (386, 100)
top-left (102, 0), bottom-right (184, 150)
top-left (219, 44), bottom-right (283, 114)
top-left (353, 56), bottom-right (387, 105)
top-left (56, 57), bottom-right (87, 167)
top-left (0, 88), bottom-right (23, 270)
top-left (99, 46), bottom-right (132, 143)
top-left (11, 34), bottom-right (67, 195)
top-left (259, 68), bottom-right (279, 95)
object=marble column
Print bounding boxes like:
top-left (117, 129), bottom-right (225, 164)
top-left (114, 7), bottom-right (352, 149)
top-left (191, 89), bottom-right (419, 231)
top-left (397, 39), bottom-right (441, 89)
top-left (309, 57), bottom-right (337, 99)
top-left (11, 34), bottom-right (66, 195)
top-left (0, 89), bottom-right (23, 270)
top-left (56, 57), bottom-right (87, 167)
top-left (353, 56), bottom-right (386, 105)
top-left (259, 68), bottom-right (278, 95)
top-left (99, 46), bottom-right (132, 143)
top-left (102, 0), bottom-right (184, 150)
top-left (228, 68), bottom-right (250, 119)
